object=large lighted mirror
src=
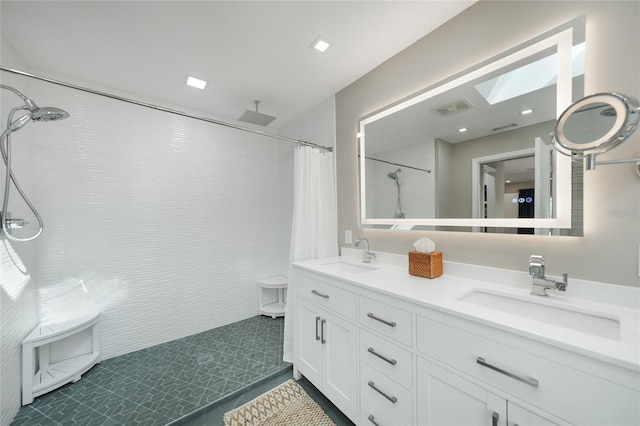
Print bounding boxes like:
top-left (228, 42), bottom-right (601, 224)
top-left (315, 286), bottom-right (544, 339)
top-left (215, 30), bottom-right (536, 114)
top-left (358, 18), bottom-right (585, 234)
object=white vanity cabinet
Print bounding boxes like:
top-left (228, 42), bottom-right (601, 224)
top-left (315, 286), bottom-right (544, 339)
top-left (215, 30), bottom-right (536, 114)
top-left (291, 260), bottom-right (640, 426)
top-left (294, 272), bottom-right (358, 420)
top-left (417, 358), bottom-right (561, 426)
top-left (416, 312), bottom-right (639, 425)
top-left (417, 358), bottom-right (508, 426)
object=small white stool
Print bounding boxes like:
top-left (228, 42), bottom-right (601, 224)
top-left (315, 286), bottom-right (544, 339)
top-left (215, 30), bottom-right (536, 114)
top-left (257, 276), bottom-right (288, 318)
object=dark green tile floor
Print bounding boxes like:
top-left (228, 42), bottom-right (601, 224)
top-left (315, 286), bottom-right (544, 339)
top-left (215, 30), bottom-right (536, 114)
top-left (12, 316), bottom-right (291, 426)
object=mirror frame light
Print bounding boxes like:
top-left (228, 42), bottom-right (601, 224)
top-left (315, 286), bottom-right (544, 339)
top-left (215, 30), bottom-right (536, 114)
top-left (358, 22), bottom-right (579, 230)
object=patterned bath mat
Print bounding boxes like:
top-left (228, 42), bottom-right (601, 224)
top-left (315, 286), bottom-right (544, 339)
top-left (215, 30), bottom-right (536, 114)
top-left (223, 379), bottom-right (336, 426)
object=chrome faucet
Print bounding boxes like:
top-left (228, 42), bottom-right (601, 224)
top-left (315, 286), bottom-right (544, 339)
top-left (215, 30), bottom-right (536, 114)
top-left (355, 237), bottom-right (375, 263)
top-left (529, 255), bottom-right (568, 296)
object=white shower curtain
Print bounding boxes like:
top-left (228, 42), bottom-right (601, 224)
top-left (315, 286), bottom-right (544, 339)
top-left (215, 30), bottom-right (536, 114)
top-left (283, 146), bottom-right (338, 362)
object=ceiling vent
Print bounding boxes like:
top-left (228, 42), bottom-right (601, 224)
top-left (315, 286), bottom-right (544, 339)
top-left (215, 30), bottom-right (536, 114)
top-left (433, 97), bottom-right (474, 116)
top-left (491, 123), bottom-right (518, 132)
top-left (239, 100), bottom-right (277, 127)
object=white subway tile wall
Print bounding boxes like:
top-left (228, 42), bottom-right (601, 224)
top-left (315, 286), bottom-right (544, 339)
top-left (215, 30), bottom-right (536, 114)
top-left (28, 79), bottom-right (293, 360)
top-left (1, 38), bottom-right (40, 425)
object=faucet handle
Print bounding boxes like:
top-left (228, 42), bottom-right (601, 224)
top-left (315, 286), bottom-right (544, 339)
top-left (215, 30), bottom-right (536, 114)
top-left (529, 255), bottom-right (545, 276)
top-left (363, 250), bottom-right (375, 263)
top-left (556, 273), bottom-right (569, 291)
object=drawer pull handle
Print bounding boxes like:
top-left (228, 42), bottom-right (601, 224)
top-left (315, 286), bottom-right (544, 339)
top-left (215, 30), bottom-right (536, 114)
top-left (367, 312), bottom-right (397, 328)
top-left (368, 415), bottom-right (381, 426)
top-left (476, 357), bottom-right (539, 388)
top-left (492, 412), bottom-right (499, 426)
top-left (321, 319), bottom-right (326, 344)
top-left (367, 347), bottom-right (397, 366)
top-left (368, 380), bottom-right (397, 403)
top-left (312, 289), bottom-right (330, 299)
top-left (315, 316), bottom-right (321, 341)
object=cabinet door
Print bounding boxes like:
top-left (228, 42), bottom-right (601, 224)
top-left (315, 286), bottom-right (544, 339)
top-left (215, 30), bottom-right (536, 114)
top-left (508, 402), bottom-right (561, 426)
top-left (417, 357), bottom-right (506, 426)
top-left (296, 298), bottom-right (323, 384)
top-left (322, 309), bottom-right (358, 418)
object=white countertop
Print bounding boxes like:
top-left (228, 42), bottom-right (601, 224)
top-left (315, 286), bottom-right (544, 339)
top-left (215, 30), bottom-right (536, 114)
top-left (292, 249), bottom-right (640, 372)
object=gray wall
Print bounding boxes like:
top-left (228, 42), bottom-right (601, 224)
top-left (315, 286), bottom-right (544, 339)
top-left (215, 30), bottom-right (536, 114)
top-left (336, 1), bottom-right (640, 286)
top-left (447, 120), bottom-right (554, 218)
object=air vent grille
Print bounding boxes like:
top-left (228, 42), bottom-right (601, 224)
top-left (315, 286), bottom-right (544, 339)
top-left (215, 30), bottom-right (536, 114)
top-left (433, 98), bottom-right (474, 116)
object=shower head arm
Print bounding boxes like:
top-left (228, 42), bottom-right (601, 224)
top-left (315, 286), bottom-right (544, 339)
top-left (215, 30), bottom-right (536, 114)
top-left (0, 84), bottom-right (39, 111)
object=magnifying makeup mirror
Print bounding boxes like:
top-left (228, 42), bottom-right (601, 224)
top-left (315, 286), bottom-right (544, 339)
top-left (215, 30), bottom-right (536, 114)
top-left (552, 92), bottom-right (640, 173)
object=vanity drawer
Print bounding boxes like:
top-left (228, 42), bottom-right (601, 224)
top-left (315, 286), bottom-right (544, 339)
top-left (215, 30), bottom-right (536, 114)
top-left (297, 274), bottom-right (356, 321)
top-left (416, 315), bottom-right (639, 425)
top-left (360, 328), bottom-right (413, 389)
top-left (359, 296), bottom-right (412, 347)
top-left (360, 361), bottom-right (413, 425)
top-left (361, 395), bottom-right (410, 426)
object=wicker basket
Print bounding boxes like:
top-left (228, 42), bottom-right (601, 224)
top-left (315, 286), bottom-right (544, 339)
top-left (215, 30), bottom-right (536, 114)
top-left (408, 250), bottom-right (443, 279)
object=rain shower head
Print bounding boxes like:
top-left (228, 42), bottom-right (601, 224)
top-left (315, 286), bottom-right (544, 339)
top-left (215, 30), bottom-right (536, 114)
top-left (239, 100), bottom-right (276, 127)
top-left (387, 168), bottom-right (401, 180)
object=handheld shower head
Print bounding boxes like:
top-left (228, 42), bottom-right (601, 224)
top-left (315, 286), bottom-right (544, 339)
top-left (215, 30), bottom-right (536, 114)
top-left (1, 84), bottom-right (70, 124)
top-left (31, 106), bottom-right (70, 122)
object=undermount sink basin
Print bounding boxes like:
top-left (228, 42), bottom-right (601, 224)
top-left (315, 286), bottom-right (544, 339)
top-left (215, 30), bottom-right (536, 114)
top-left (319, 261), bottom-right (379, 274)
top-left (458, 289), bottom-right (621, 340)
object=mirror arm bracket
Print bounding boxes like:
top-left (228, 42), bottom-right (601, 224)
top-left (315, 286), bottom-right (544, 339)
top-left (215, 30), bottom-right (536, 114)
top-left (585, 153), bottom-right (640, 175)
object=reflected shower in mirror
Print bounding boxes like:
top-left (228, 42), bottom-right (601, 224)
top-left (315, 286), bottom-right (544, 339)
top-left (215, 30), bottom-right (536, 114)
top-left (358, 17), bottom-right (585, 234)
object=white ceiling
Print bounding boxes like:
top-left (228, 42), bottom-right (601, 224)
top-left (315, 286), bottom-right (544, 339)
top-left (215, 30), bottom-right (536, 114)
top-left (0, 1), bottom-right (476, 130)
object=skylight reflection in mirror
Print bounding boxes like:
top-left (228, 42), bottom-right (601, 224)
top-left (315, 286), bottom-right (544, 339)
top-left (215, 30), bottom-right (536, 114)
top-left (475, 43), bottom-right (585, 106)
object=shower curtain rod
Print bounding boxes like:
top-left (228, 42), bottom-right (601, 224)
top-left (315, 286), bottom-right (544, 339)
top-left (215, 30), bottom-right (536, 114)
top-left (0, 66), bottom-right (333, 152)
top-left (361, 155), bottom-right (432, 174)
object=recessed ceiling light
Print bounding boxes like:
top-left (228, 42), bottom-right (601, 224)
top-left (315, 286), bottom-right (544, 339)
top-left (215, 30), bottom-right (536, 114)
top-left (458, 127), bottom-right (468, 133)
top-left (310, 36), bottom-right (332, 53)
top-left (506, 180), bottom-right (512, 183)
top-left (185, 75), bottom-right (207, 90)
top-left (520, 108), bottom-right (533, 115)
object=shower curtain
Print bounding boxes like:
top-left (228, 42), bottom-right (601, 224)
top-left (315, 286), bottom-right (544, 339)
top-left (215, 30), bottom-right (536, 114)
top-left (283, 146), bottom-right (338, 362)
